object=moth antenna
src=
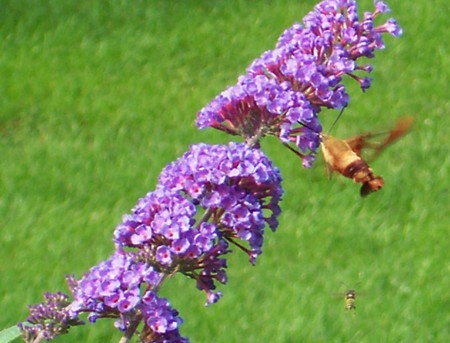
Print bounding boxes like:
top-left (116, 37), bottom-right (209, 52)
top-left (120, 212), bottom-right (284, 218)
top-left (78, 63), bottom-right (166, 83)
top-left (298, 121), bottom-right (318, 133)
top-left (327, 106), bottom-right (346, 134)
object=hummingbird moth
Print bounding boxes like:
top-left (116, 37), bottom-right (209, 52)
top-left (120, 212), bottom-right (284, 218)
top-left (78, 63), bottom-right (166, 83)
top-left (320, 116), bottom-right (413, 197)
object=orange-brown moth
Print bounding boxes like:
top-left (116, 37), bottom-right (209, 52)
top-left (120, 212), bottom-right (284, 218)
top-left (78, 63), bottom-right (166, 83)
top-left (320, 116), bottom-right (413, 197)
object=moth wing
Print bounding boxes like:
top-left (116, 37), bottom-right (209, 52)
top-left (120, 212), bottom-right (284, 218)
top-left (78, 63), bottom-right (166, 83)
top-left (344, 116), bottom-right (413, 161)
top-left (320, 136), bottom-right (340, 180)
top-left (372, 115), bottom-right (414, 157)
top-left (322, 148), bottom-right (334, 179)
top-left (344, 133), bottom-right (372, 157)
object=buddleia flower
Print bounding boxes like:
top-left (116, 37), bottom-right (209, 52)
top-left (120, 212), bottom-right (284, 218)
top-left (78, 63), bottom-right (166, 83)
top-left (197, 0), bottom-right (402, 167)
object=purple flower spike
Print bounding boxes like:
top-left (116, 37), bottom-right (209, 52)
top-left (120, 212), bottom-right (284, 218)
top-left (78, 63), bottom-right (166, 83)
top-left (140, 291), bottom-right (189, 342)
top-left (67, 251), bottom-right (162, 331)
top-left (114, 142), bottom-right (282, 303)
top-left (18, 292), bottom-right (84, 341)
top-left (197, 0), bottom-right (401, 167)
top-left (158, 143), bottom-right (283, 261)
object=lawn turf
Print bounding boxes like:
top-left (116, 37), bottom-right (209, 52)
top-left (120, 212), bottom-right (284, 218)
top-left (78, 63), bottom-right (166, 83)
top-left (0, 1), bottom-right (448, 342)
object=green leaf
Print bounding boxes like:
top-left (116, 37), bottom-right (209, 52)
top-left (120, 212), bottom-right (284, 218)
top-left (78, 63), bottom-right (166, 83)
top-left (0, 326), bottom-right (21, 343)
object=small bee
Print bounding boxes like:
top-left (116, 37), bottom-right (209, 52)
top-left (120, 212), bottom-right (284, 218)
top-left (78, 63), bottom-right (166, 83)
top-left (344, 289), bottom-right (357, 310)
top-left (332, 284), bottom-right (361, 312)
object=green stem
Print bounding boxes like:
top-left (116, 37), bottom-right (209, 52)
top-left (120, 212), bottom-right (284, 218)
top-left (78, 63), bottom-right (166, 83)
top-left (118, 318), bottom-right (141, 343)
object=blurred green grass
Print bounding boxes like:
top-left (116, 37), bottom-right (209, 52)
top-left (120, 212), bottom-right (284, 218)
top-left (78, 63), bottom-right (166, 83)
top-left (0, 0), bottom-right (448, 342)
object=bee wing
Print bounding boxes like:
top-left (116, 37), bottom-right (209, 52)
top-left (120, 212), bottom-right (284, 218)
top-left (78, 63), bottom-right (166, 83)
top-left (344, 116), bottom-right (413, 160)
top-left (330, 292), bottom-right (345, 299)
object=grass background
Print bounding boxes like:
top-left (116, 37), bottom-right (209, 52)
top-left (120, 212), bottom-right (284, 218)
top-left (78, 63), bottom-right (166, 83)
top-left (0, 0), bottom-right (448, 342)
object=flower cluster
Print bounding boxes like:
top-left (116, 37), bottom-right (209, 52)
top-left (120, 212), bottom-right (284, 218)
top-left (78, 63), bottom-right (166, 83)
top-left (68, 252), bottom-right (161, 325)
top-left (67, 251), bottom-right (187, 341)
top-left (19, 143), bottom-right (283, 342)
top-left (115, 142), bottom-right (283, 304)
top-left (18, 292), bottom-right (84, 342)
top-left (158, 142), bottom-right (283, 262)
top-left (139, 292), bottom-right (188, 343)
top-left (197, 0), bottom-right (402, 167)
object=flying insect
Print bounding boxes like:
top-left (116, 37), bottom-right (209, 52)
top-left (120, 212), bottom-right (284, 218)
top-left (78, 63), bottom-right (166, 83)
top-left (320, 115), bottom-right (413, 197)
top-left (344, 288), bottom-right (357, 310)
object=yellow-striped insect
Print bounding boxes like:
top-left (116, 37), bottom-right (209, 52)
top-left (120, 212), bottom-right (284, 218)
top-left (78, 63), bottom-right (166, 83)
top-left (333, 283), bottom-right (361, 311)
top-left (344, 289), bottom-right (357, 310)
